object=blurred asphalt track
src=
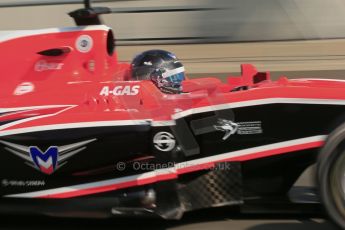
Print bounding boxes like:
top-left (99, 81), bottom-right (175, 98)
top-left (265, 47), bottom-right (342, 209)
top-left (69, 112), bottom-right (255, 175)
top-left (0, 211), bottom-right (338, 230)
top-left (2, 0), bottom-right (345, 44)
top-left (117, 39), bottom-right (345, 79)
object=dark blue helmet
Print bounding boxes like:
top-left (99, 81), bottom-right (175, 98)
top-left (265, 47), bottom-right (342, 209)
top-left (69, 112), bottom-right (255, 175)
top-left (131, 50), bottom-right (185, 94)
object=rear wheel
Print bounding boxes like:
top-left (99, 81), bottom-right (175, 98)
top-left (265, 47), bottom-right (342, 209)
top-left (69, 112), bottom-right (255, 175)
top-left (318, 123), bottom-right (345, 229)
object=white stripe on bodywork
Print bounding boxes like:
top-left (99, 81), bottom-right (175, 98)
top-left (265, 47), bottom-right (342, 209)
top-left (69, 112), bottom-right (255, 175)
top-left (5, 171), bottom-right (161, 198)
top-left (0, 105), bottom-right (76, 114)
top-left (172, 98), bottom-right (345, 119)
top-left (0, 25), bottom-right (110, 43)
top-left (1, 98), bottom-right (345, 136)
top-left (0, 105), bottom-right (77, 131)
top-left (175, 135), bottom-right (326, 169)
top-left (0, 120), bottom-right (151, 137)
top-left (4, 135), bottom-right (326, 198)
top-left (150, 120), bottom-right (176, 127)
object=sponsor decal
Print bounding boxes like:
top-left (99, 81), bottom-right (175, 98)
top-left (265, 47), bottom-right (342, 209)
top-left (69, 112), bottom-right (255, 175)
top-left (237, 121), bottom-right (263, 135)
top-left (0, 139), bottom-right (96, 175)
top-left (214, 119), bottom-right (239, 140)
top-left (13, 82), bottom-right (35, 95)
top-left (100, 85), bottom-right (140, 96)
top-left (1, 179), bottom-right (45, 187)
top-left (214, 119), bottom-right (263, 140)
top-left (35, 60), bottom-right (64, 72)
top-left (153, 132), bottom-right (176, 152)
top-left (76, 35), bottom-right (93, 53)
top-left (114, 108), bottom-right (139, 112)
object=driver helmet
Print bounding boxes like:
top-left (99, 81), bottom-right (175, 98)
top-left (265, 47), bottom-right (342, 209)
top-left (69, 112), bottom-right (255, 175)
top-left (131, 50), bottom-right (186, 94)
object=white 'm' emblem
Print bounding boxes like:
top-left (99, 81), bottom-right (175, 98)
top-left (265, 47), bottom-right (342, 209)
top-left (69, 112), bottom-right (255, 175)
top-left (0, 139), bottom-right (96, 174)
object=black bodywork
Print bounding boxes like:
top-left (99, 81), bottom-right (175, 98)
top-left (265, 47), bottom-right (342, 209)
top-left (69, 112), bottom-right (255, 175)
top-left (0, 103), bottom-right (344, 218)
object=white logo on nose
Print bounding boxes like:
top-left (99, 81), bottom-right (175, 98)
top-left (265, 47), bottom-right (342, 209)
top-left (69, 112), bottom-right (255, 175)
top-left (76, 35), bottom-right (93, 53)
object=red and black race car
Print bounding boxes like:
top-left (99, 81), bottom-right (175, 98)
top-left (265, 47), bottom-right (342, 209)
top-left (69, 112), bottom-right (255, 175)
top-left (1, 0), bottom-right (345, 228)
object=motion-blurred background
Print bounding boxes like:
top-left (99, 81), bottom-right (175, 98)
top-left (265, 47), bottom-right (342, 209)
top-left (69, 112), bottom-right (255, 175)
top-left (2, 0), bottom-right (345, 44)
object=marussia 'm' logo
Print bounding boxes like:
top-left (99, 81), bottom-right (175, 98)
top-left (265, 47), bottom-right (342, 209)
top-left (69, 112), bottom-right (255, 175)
top-left (0, 139), bottom-right (96, 175)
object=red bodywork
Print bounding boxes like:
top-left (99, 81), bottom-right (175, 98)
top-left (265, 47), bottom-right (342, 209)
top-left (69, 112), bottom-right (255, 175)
top-left (1, 25), bottom-right (345, 136)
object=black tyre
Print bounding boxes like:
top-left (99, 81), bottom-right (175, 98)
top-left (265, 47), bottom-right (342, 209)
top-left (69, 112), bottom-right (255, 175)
top-left (318, 122), bottom-right (345, 229)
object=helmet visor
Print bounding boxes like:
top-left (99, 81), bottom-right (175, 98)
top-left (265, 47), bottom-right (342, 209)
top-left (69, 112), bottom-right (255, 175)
top-left (162, 67), bottom-right (185, 81)
top-left (150, 66), bottom-right (186, 94)
top-left (166, 72), bottom-right (186, 84)
top-left (163, 67), bottom-right (186, 91)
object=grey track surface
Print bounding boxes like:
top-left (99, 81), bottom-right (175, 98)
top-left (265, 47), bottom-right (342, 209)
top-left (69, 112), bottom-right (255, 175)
top-left (2, 0), bottom-right (345, 44)
top-left (0, 213), bottom-right (338, 230)
top-left (117, 39), bottom-right (345, 79)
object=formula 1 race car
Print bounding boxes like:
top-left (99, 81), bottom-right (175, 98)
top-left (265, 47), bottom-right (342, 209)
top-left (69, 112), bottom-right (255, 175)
top-left (1, 0), bottom-right (345, 229)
